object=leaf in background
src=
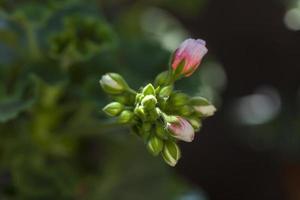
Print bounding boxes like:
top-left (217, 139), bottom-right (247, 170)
top-left (0, 74), bottom-right (37, 123)
top-left (0, 98), bottom-right (34, 123)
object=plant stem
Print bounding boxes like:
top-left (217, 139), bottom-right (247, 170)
top-left (127, 88), bottom-right (137, 95)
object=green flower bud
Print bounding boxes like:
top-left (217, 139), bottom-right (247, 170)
top-left (134, 106), bottom-right (146, 119)
top-left (118, 110), bottom-right (134, 124)
top-left (170, 93), bottom-right (189, 107)
top-left (142, 122), bottom-right (152, 132)
top-left (162, 114), bottom-right (178, 123)
top-left (141, 131), bottom-right (151, 141)
top-left (154, 71), bottom-right (170, 86)
top-left (162, 141), bottom-right (181, 167)
top-left (141, 95), bottom-right (157, 110)
top-left (159, 85), bottom-right (173, 98)
top-left (155, 86), bottom-right (161, 94)
top-left (142, 84), bottom-right (156, 95)
top-left (149, 107), bottom-right (160, 121)
top-left (103, 102), bottom-right (124, 116)
top-left (189, 96), bottom-right (210, 106)
top-left (155, 123), bottom-right (168, 140)
top-left (147, 135), bottom-right (164, 156)
top-left (179, 105), bottom-right (194, 116)
top-left (100, 73), bottom-right (128, 94)
top-left (188, 118), bottom-right (202, 131)
top-left (135, 93), bottom-right (144, 104)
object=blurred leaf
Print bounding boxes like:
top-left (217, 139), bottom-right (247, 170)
top-left (0, 98), bottom-right (34, 123)
top-left (0, 74), bottom-right (37, 123)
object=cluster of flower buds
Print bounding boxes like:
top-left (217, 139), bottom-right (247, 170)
top-left (99, 38), bottom-right (216, 166)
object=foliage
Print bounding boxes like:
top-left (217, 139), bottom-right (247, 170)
top-left (0, 0), bottom-right (210, 199)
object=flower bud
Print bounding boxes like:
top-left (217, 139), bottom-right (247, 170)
top-left (155, 123), bottom-right (168, 140)
top-left (171, 38), bottom-right (207, 77)
top-left (142, 122), bottom-right (152, 132)
top-left (135, 93), bottom-right (144, 104)
top-left (162, 141), bottom-right (181, 167)
top-left (141, 95), bottom-right (157, 110)
top-left (118, 110), bottom-right (134, 124)
top-left (147, 135), bottom-right (164, 156)
top-left (154, 71), bottom-right (170, 86)
top-left (134, 106), bottom-right (146, 119)
top-left (194, 104), bottom-right (216, 117)
top-left (170, 93), bottom-right (189, 107)
top-left (167, 117), bottom-right (195, 142)
top-left (178, 105), bottom-right (193, 116)
top-left (188, 118), bottom-right (202, 131)
top-left (149, 107), bottom-right (160, 121)
top-left (103, 102), bottom-right (124, 116)
top-left (142, 84), bottom-right (156, 95)
top-left (189, 96), bottom-right (210, 106)
top-left (159, 85), bottom-right (173, 98)
top-left (100, 73), bottom-right (128, 94)
top-left (141, 131), bottom-right (151, 141)
top-left (190, 96), bottom-right (216, 117)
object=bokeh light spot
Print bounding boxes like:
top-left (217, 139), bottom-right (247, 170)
top-left (141, 7), bottom-right (189, 51)
top-left (284, 8), bottom-right (300, 31)
top-left (234, 87), bottom-right (281, 125)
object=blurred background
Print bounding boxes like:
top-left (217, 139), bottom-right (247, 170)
top-left (0, 0), bottom-right (300, 199)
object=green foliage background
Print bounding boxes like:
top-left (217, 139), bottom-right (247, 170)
top-left (0, 0), bottom-right (215, 199)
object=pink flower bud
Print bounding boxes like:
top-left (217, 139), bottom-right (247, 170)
top-left (167, 117), bottom-right (195, 142)
top-left (171, 38), bottom-right (208, 77)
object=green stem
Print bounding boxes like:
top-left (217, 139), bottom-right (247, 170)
top-left (127, 88), bottom-right (137, 95)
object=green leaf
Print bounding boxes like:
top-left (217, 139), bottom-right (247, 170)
top-left (0, 98), bottom-right (34, 123)
top-left (0, 74), bottom-right (38, 123)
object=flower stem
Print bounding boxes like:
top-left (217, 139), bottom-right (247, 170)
top-left (127, 88), bottom-right (137, 95)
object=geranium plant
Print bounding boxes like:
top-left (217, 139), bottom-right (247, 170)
top-left (100, 38), bottom-right (216, 166)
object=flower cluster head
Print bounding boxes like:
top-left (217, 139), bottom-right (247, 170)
top-left (100, 38), bottom-right (216, 166)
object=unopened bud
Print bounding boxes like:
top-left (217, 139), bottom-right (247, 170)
top-left (188, 118), bottom-right (202, 130)
top-left (142, 122), bottom-right (152, 132)
top-left (155, 123), bottom-right (168, 140)
top-left (159, 85), bottom-right (173, 98)
top-left (135, 93), bottom-right (144, 104)
top-left (179, 105), bottom-right (193, 116)
top-left (142, 84), bottom-right (156, 95)
top-left (170, 93), bottom-right (189, 107)
top-left (147, 135), bottom-right (164, 156)
top-left (103, 102), bottom-right (124, 116)
top-left (190, 96), bottom-right (210, 106)
top-left (154, 71), bottom-right (170, 86)
top-left (134, 106), bottom-right (146, 119)
top-left (171, 38), bottom-right (207, 77)
top-left (190, 96), bottom-right (216, 116)
top-left (167, 116), bottom-right (194, 142)
top-left (141, 95), bottom-right (157, 110)
top-left (194, 105), bottom-right (216, 117)
top-left (149, 107), bottom-right (160, 121)
top-left (118, 110), bottom-right (134, 124)
top-left (100, 73), bottom-right (128, 94)
top-left (162, 141), bottom-right (181, 167)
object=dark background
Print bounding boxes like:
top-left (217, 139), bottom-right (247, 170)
top-left (174, 0), bottom-right (300, 199)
